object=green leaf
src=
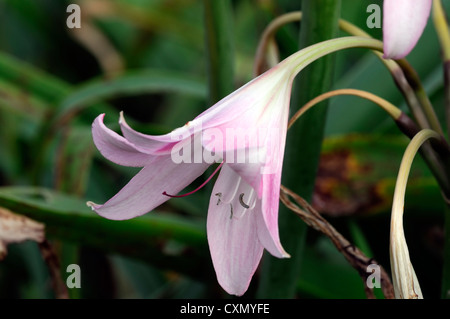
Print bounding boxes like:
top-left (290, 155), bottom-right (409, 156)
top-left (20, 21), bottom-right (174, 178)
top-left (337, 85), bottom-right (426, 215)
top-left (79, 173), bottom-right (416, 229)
top-left (0, 51), bottom-right (70, 104)
top-left (56, 70), bottom-right (207, 121)
top-left (203, 0), bottom-right (235, 105)
top-left (298, 237), bottom-right (367, 299)
top-left (53, 127), bottom-right (95, 196)
top-left (0, 187), bottom-right (210, 280)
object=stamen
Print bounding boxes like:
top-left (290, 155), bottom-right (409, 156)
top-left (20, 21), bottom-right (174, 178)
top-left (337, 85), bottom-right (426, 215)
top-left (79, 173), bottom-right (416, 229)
top-left (239, 193), bottom-right (250, 209)
top-left (215, 192), bottom-right (222, 205)
top-left (163, 162), bottom-right (224, 198)
top-left (230, 204), bottom-right (234, 219)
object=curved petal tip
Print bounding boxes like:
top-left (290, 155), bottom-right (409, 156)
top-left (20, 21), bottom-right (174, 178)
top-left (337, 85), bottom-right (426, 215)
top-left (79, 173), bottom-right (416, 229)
top-left (86, 201), bottom-right (98, 210)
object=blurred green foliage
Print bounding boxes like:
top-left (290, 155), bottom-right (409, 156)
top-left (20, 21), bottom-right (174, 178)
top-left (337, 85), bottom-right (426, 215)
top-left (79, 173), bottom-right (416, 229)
top-left (0, 0), bottom-right (447, 299)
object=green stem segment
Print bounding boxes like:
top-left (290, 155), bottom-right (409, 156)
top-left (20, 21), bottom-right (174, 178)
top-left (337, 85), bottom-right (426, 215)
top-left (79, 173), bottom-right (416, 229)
top-left (432, 0), bottom-right (450, 139)
top-left (254, 12), bottom-right (443, 136)
top-left (395, 59), bottom-right (444, 136)
top-left (257, 0), bottom-right (341, 298)
top-left (338, 18), bottom-right (442, 136)
top-left (390, 129), bottom-right (441, 299)
top-left (286, 88), bottom-right (450, 198)
top-left (432, 0), bottom-right (450, 299)
top-left (288, 89), bottom-right (402, 128)
top-left (433, 0), bottom-right (450, 61)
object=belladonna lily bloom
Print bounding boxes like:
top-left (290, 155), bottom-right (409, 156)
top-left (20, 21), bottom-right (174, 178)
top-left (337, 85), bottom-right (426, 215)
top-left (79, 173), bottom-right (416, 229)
top-left (87, 36), bottom-right (384, 296)
top-left (89, 63), bottom-right (292, 296)
top-left (383, 0), bottom-right (432, 59)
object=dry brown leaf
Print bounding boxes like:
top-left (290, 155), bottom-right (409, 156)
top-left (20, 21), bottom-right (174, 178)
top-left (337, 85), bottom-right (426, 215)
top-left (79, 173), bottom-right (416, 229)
top-left (0, 208), bottom-right (68, 298)
top-left (0, 207), bottom-right (45, 260)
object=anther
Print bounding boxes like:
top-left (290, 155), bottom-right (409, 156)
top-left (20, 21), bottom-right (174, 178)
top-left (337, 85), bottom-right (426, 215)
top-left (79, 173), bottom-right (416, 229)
top-left (239, 193), bottom-right (250, 209)
top-left (215, 192), bottom-right (222, 205)
top-left (230, 204), bottom-right (234, 219)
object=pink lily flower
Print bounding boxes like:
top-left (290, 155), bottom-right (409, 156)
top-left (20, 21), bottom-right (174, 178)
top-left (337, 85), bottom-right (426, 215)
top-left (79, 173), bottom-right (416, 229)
top-left (383, 0), bottom-right (432, 59)
top-left (88, 61), bottom-right (293, 296)
top-left (87, 37), bottom-right (383, 295)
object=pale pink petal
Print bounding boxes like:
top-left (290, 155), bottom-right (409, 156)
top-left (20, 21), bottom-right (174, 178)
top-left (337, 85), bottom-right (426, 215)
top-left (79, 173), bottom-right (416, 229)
top-left (257, 173), bottom-right (289, 258)
top-left (194, 63), bottom-right (291, 131)
top-left (204, 75), bottom-right (291, 262)
top-left (92, 114), bottom-right (155, 167)
top-left (210, 165), bottom-right (257, 223)
top-left (256, 114), bottom-right (289, 258)
top-left (201, 79), bottom-right (292, 196)
top-left (220, 145), bottom-right (266, 196)
top-left (88, 154), bottom-right (209, 220)
top-left (119, 112), bottom-right (183, 155)
top-left (383, 0), bottom-right (432, 59)
top-left (227, 160), bottom-right (264, 197)
top-left (207, 165), bottom-right (264, 296)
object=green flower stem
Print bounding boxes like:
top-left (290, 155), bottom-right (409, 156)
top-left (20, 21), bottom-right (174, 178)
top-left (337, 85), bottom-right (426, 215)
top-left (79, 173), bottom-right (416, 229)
top-left (257, 0), bottom-right (341, 298)
top-left (339, 19), bottom-right (443, 136)
top-left (288, 88), bottom-right (402, 127)
top-left (253, 10), bottom-right (450, 200)
top-left (254, 12), bottom-right (443, 136)
top-left (390, 129), bottom-right (441, 299)
top-left (433, 0), bottom-right (450, 61)
top-left (395, 59), bottom-right (444, 136)
top-left (254, 11), bottom-right (305, 76)
top-left (286, 89), bottom-right (450, 198)
top-left (434, 1), bottom-right (450, 291)
top-left (432, 0), bottom-right (450, 139)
